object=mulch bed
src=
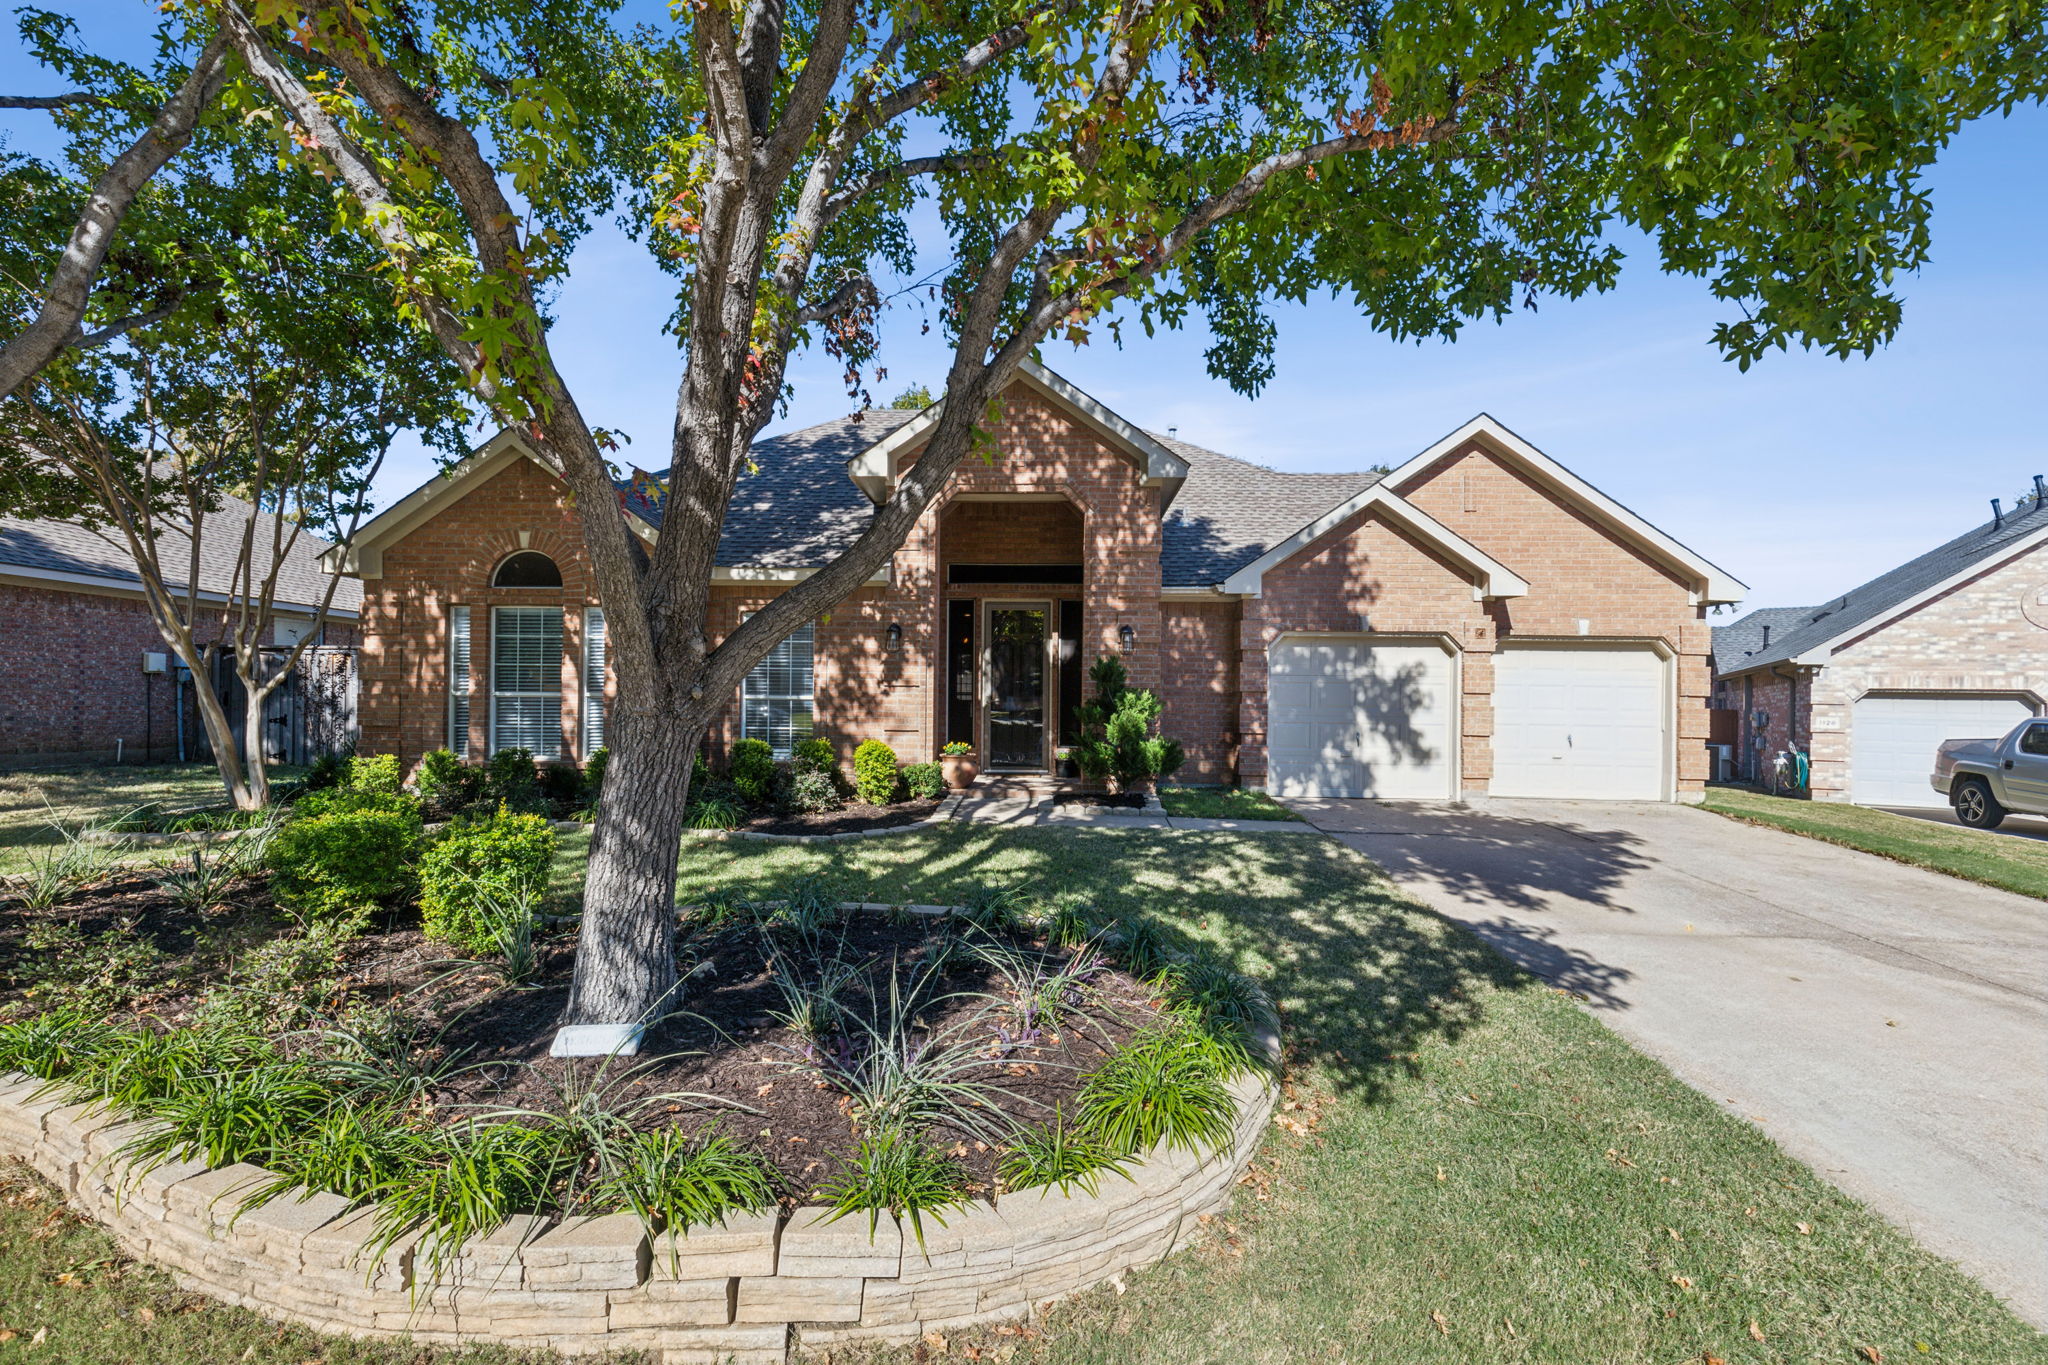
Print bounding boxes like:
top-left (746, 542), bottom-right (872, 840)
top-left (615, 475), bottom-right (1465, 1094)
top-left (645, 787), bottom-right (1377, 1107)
top-left (736, 798), bottom-right (941, 836)
top-left (0, 875), bottom-right (1166, 1201)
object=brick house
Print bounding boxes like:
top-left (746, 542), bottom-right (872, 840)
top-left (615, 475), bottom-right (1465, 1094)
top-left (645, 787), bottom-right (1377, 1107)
top-left (1713, 488), bottom-right (2048, 806)
top-left (335, 364), bottom-right (1745, 801)
top-left (0, 502), bottom-right (359, 764)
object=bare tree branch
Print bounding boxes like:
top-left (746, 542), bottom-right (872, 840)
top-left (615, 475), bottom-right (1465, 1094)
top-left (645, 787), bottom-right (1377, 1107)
top-left (0, 34), bottom-right (228, 401)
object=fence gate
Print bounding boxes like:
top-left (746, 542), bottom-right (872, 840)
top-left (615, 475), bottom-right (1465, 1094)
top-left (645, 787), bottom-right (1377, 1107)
top-left (179, 646), bottom-right (357, 766)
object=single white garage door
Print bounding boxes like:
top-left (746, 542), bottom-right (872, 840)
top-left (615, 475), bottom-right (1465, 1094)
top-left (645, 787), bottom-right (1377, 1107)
top-left (1851, 694), bottom-right (2036, 807)
top-left (1267, 639), bottom-right (1454, 798)
top-left (1492, 646), bottom-right (1666, 800)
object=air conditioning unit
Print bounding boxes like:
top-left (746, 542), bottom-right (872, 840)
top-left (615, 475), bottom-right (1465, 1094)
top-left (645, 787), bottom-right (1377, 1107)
top-left (1707, 743), bottom-right (1735, 782)
top-left (141, 652), bottom-right (168, 675)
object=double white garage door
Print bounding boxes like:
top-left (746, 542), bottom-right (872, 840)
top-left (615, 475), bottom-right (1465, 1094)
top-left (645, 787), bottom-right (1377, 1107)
top-left (1267, 639), bottom-right (1666, 800)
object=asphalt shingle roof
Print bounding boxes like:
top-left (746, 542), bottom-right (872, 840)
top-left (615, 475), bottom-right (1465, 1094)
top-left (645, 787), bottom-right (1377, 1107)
top-left (1716, 495), bottom-right (2048, 675)
top-left (0, 498), bottom-right (361, 615)
top-left (1711, 606), bottom-right (1816, 676)
top-left (634, 410), bottom-right (1384, 588)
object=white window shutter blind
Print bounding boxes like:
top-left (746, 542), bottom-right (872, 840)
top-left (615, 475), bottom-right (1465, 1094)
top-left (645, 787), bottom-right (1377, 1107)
top-left (449, 606), bottom-right (471, 757)
top-left (583, 608), bottom-right (607, 753)
top-left (491, 606), bottom-right (563, 756)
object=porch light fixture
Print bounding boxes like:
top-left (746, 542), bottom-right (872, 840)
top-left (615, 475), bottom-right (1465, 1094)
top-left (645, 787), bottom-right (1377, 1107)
top-left (886, 622), bottom-right (903, 650)
top-left (1118, 623), bottom-right (1135, 650)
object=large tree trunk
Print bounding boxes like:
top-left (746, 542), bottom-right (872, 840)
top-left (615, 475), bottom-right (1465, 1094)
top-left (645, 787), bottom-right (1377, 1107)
top-left (562, 704), bottom-right (703, 1025)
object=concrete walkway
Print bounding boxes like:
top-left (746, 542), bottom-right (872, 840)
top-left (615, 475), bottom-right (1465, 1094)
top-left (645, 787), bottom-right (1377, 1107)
top-left (1288, 797), bottom-right (2048, 1327)
top-left (941, 785), bottom-right (1307, 833)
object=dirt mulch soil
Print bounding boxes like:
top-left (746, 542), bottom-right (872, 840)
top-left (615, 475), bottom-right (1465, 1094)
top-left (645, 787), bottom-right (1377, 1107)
top-left (736, 799), bottom-right (941, 837)
top-left (0, 876), bottom-right (1166, 1202)
top-left (415, 913), bottom-right (1163, 1197)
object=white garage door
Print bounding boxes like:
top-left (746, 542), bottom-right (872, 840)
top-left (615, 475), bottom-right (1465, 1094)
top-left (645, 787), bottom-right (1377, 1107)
top-left (1493, 647), bottom-right (1666, 800)
top-left (1851, 694), bottom-right (2036, 807)
top-left (1267, 639), bottom-right (1454, 798)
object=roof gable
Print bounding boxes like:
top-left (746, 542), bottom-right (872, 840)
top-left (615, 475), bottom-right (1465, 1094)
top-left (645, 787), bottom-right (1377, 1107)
top-left (1384, 415), bottom-right (1745, 606)
top-left (1219, 484), bottom-right (1530, 600)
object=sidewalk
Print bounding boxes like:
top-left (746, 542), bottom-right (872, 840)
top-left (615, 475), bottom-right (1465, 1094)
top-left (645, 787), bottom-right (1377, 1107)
top-left (939, 778), bottom-right (1308, 833)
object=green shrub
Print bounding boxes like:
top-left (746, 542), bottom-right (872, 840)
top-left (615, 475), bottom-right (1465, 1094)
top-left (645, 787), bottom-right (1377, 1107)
top-left (418, 807), bottom-right (557, 954)
top-left (821, 1126), bottom-right (970, 1250)
top-left (691, 749), bottom-right (712, 792)
top-left (484, 747), bottom-right (542, 809)
top-left (415, 748), bottom-right (481, 807)
top-left (852, 739), bottom-right (900, 805)
top-left (303, 751), bottom-right (348, 793)
top-left (267, 805), bottom-right (423, 921)
top-left (539, 758), bottom-right (585, 805)
top-left (584, 746), bottom-right (610, 799)
top-left (791, 737), bottom-right (836, 775)
top-left (786, 769), bottom-right (841, 814)
top-left (1071, 654), bottom-right (1186, 791)
top-left (902, 761), bottom-right (944, 801)
top-left (999, 1107), bottom-right (1132, 1196)
top-left (729, 738), bottom-right (776, 805)
top-left (1078, 1021), bottom-right (1238, 1157)
top-left (344, 753), bottom-right (403, 794)
top-left (292, 787), bottom-right (420, 822)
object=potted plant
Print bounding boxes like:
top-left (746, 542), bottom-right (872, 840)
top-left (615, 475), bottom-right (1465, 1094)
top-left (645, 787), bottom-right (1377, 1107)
top-left (939, 741), bottom-right (979, 790)
top-left (1054, 745), bottom-right (1078, 779)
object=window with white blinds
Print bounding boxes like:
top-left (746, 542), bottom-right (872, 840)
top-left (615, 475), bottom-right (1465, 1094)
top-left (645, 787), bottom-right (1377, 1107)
top-left (449, 606), bottom-right (472, 757)
top-left (582, 607), bottom-right (607, 753)
top-left (491, 606), bottom-right (563, 757)
top-left (741, 618), bottom-right (814, 758)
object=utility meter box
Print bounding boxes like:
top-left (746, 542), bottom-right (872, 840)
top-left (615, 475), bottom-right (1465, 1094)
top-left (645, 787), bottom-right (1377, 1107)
top-left (141, 652), bottom-right (168, 674)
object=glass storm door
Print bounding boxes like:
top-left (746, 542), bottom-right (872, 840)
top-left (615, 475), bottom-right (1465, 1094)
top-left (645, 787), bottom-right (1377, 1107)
top-left (986, 604), bottom-right (1048, 769)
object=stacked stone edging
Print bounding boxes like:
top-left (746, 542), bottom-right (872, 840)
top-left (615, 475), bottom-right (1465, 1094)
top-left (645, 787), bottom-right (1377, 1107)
top-left (0, 1061), bottom-right (1272, 1364)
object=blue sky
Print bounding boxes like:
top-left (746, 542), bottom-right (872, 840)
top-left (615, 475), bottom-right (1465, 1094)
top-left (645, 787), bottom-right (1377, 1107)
top-left (7, 8), bottom-right (2045, 614)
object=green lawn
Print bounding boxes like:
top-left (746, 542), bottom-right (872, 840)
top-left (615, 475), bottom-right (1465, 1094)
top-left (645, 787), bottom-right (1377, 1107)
top-left (1703, 786), bottom-right (2048, 900)
top-left (655, 827), bottom-right (2038, 1365)
top-left (1156, 785), bottom-right (1302, 821)
top-left (0, 764), bottom-right (233, 876)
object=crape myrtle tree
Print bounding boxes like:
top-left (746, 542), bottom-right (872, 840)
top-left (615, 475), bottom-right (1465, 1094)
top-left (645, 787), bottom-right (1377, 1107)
top-left (200, 0), bottom-right (2041, 1026)
top-left (0, 12), bottom-right (469, 808)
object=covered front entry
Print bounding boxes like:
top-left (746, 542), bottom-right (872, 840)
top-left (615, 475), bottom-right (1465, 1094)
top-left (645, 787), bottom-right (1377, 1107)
top-left (1490, 644), bottom-right (1666, 800)
top-left (1850, 693), bottom-right (2037, 807)
top-left (1265, 637), bottom-right (1455, 798)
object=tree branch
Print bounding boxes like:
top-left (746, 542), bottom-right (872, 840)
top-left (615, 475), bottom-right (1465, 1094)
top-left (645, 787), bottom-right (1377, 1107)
top-left (0, 92), bottom-right (103, 109)
top-left (0, 34), bottom-right (227, 402)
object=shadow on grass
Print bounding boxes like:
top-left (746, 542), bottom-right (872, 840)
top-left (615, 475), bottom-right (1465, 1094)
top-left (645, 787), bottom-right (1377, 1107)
top-left (662, 825), bottom-right (1594, 1105)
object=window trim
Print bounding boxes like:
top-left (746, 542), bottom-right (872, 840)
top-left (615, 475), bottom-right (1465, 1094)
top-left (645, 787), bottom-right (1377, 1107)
top-left (489, 605), bottom-right (564, 757)
top-left (739, 615), bottom-right (815, 759)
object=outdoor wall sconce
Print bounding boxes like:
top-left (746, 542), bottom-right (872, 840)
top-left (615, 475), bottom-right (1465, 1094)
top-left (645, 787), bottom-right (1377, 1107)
top-left (886, 622), bottom-right (903, 650)
top-left (1118, 624), bottom-right (1136, 650)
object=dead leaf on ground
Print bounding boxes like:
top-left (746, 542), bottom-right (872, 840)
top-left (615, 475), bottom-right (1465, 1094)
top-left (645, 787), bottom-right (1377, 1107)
top-left (1429, 1311), bottom-right (1450, 1335)
top-left (1857, 1349), bottom-right (1883, 1364)
top-left (1748, 1319), bottom-right (1765, 1341)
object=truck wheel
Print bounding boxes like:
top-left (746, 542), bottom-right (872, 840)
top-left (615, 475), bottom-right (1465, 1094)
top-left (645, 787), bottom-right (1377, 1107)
top-left (1954, 778), bottom-right (2007, 830)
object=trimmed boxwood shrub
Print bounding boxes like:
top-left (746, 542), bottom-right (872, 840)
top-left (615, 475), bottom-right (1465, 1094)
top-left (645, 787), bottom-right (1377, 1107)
top-left (538, 758), bottom-right (585, 805)
top-left (729, 738), bottom-right (776, 806)
top-left (419, 808), bottom-right (558, 954)
top-left (484, 748), bottom-right (542, 810)
top-left (292, 787), bottom-right (420, 822)
top-left (584, 746), bottom-right (610, 799)
top-left (902, 761), bottom-right (945, 801)
top-left (852, 739), bottom-right (899, 805)
top-left (267, 804), bottom-right (424, 922)
top-left (791, 737), bottom-right (835, 774)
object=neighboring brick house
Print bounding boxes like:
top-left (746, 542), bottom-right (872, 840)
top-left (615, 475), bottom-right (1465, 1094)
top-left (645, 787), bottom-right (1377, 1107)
top-left (1713, 490), bottom-right (2048, 805)
top-left (335, 364), bottom-right (1745, 801)
top-left (0, 502), bottom-right (359, 764)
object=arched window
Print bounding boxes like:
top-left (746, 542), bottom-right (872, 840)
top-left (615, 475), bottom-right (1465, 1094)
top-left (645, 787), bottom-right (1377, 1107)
top-left (493, 551), bottom-right (562, 588)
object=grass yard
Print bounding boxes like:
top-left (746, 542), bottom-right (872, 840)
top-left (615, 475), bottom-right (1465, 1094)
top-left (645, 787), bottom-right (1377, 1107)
top-left (0, 764), bottom-right (237, 876)
top-left (650, 827), bottom-right (2039, 1365)
top-left (1155, 785), bottom-right (1302, 821)
top-left (1703, 786), bottom-right (2048, 900)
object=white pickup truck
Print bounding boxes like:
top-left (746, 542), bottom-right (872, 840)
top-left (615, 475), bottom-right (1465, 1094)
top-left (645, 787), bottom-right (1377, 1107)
top-left (1932, 717), bottom-right (2048, 828)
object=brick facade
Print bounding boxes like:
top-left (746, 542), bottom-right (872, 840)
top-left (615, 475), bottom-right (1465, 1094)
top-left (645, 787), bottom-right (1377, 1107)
top-left (353, 392), bottom-right (1720, 800)
top-left (0, 579), bottom-right (354, 764)
top-left (1720, 541), bottom-right (2048, 801)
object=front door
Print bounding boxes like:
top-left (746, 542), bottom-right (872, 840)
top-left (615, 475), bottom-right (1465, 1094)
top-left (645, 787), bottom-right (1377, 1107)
top-left (985, 602), bottom-right (1049, 769)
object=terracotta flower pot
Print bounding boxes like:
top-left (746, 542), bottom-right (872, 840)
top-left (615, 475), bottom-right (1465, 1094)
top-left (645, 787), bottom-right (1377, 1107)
top-left (941, 753), bottom-right (980, 790)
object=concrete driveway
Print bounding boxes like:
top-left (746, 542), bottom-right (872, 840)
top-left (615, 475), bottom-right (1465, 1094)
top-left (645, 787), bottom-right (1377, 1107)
top-left (1288, 797), bottom-right (2048, 1327)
